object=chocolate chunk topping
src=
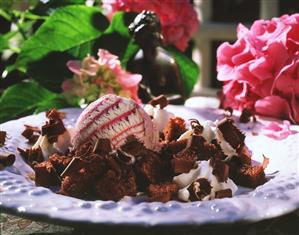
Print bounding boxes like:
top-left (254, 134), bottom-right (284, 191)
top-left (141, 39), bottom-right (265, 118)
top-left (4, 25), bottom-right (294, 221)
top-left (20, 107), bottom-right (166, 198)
top-left (215, 189), bottom-right (232, 199)
top-left (0, 131), bottom-right (7, 146)
top-left (187, 178), bottom-right (212, 201)
top-left (92, 138), bottom-right (112, 155)
top-left (0, 152), bottom-right (15, 167)
top-left (41, 119), bottom-right (66, 142)
top-left (210, 158), bottom-right (229, 182)
top-left (18, 147), bottom-right (44, 167)
top-left (239, 108), bottom-right (254, 123)
top-left (217, 118), bottom-right (245, 150)
top-left (171, 149), bottom-right (197, 174)
top-left (148, 95), bottom-right (168, 109)
top-left (46, 109), bottom-right (65, 120)
top-left (22, 125), bottom-right (40, 144)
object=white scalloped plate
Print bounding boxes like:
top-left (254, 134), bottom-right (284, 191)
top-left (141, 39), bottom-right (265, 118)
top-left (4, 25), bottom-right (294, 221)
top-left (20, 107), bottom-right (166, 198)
top-left (0, 107), bottom-right (299, 227)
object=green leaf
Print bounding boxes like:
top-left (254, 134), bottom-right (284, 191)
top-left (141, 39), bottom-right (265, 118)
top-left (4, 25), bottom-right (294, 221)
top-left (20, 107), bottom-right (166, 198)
top-left (15, 5), bottom-right (109, 91)
top-left (0, 80), bottom-right (68, 123)
top-left (168, 48), bottom-right (200, 97)
top-left (16, 5), bottom-right (109, 70)
top-left (121, 40), bottom-right (139, 68)
top-left (106, 12), bottom-right (136, 38)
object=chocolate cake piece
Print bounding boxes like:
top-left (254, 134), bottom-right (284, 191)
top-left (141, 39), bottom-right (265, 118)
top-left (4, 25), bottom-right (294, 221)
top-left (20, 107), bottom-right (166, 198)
top-left (215, 189), bottom-right (232, 199)
top-left (162, 139), bottom-right (188, 156)
top-left (163, 117), bottom-right (187, 142)
top-left (95, 159), bottom-right (137, 201)
top-left (60, 168), bottom-right (93, 199)
top-left (210, 158), bottom-right (229, 182)
top-left (120, 135), bottom-right (146, 156)
top-left (187, 178), bottom-right (212, 201)
top-left (217, 118), bottom-right (245, 150)
top-left (34, 161), bottom-right (60, 187)
top-left (48, 154), bottom-right (72, 175)
top-left (171, 149), bottom-right (197, 174)
top-left (92, 138), bottom-right (112, 156)
top-left (190, 135), bottom-right (213, 160)
top-left (134, 150), bottom-right (164, 190)
top-left (148, 182), bottom-right (179, 202)
top-left (229, 156), bottom-right (268, 188)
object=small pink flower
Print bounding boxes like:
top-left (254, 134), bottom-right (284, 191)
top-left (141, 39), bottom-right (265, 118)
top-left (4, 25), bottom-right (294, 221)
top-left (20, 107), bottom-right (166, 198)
top-left (63, 49), bottom-right (142, 105)
top-left (262, 120), bottom-right (298, 140)
top-left (217, 13), bottom-right (299, 124)
top-left (102, 0), bottom-right (199, 51)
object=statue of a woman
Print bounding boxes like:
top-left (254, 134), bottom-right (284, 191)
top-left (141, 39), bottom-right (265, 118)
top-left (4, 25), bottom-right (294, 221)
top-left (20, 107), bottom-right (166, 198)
top-left (127, 11), bottom-right (185, 104)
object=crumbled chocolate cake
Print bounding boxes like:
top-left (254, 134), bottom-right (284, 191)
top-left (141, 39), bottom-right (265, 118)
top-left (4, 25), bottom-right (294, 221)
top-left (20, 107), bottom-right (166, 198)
top-left (215, 189), bottom-right (232, 198)
top-left (171, 149), bottom-right (197, 174)
top-left (148, 182), bottom-right (179, 202)
top-left (163, 117), bottom-right (186, 142)
top-left (34, 161), bottom-right (60, 187)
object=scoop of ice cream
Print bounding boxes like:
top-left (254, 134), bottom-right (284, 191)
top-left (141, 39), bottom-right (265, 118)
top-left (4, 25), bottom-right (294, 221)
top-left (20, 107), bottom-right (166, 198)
top-left (71, 94), bottom-right (160, 150)
top-left (174, 160), bottom-right (238, 201)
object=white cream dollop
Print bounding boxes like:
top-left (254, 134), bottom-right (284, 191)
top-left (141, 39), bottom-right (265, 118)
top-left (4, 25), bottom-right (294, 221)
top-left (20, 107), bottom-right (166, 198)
top-left (144, 104), bottom-right (174, 132)
top-left (173, 160), bottom-right (238, 202)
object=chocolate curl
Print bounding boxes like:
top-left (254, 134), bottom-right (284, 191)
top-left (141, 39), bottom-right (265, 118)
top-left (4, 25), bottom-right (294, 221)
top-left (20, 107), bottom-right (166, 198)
top-left (0, 131), bottom-right (7, 146)
top-left (0, 152), bottom-right (15, 167)
top-left (187, 178), bottom-right (212, 201)
top-left (215, 189), bottom-right (232, 199)
top-left (148, 95), bottom-right (168, 109)
top-left (217, 118), bottom-right (245, 150)
top-left (239, 108), bottom-right (254, 123)
top-left (46, 109), bottom-right (65, 120)
top-left (18, 147), bottom-right (44, 167)
top-left (262, 154), bottom-right (270, 169)
top-left (189, 119), bottom-right (203, 135)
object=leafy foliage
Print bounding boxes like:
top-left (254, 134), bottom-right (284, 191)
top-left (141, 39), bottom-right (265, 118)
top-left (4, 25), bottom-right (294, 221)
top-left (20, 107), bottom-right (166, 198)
top-left (0, 3), bottom-right (199, 123)
top-left (0, 81), bottom-right (67, 123)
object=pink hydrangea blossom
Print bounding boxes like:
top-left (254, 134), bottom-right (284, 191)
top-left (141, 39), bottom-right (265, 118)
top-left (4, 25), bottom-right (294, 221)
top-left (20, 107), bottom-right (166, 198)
top-left (217, 14), bottom-right (299, 124)
top-left (62, 49), bottom-right (141, 106)
top-left (102, 0), bottom-right (199, 51)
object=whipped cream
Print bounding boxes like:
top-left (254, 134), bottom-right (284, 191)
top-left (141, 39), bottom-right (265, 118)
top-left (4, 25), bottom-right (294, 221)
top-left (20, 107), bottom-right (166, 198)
top-left (144, 104), bottom-right (174, 132)
top-left (174, 160), bottom-right (238, 201)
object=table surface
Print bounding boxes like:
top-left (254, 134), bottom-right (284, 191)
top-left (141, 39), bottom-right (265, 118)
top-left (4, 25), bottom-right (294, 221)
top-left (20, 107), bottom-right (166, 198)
top-left (1, 97), bottom-right (299, 234)
top-left (1, 210), bottom-right (299, 235)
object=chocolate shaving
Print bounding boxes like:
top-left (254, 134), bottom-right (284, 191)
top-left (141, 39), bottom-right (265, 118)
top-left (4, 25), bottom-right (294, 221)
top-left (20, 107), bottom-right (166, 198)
top-left (0, 131), bottom-right (7, 146)
top-left (215, 189), bottom-right (232, 199)
top-left (120, 135), bottom-right (145, 156)
top-left (189, 119), bottom-right (203, 135)
top-left (0, 152), bottom-right (15, 167)
top-left (217, 118), bottom-right (245, 150)
top-left (239, 108), bottom-right (254, 123)
top-left (210, 158), bottom-right (229, 182)
top-left (41, 119), bottom-right (66, 143)
top-left (22, 126), bottom-right (40, 144)
top-left (148, 95), bottom-right (168, 109)
top-left (46, 109), bottom-right (65, 120)
top-left (188, 178), bottom-right (212, 201)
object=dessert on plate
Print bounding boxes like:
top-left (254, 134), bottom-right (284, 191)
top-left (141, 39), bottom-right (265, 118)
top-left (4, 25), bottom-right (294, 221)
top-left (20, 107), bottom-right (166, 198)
top-left (15, 94), bottom-right (268, 202)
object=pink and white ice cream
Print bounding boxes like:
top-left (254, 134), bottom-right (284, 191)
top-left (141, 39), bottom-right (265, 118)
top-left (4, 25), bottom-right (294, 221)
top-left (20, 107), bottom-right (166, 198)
top-left (71, 94), bottom-right (159, 150)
